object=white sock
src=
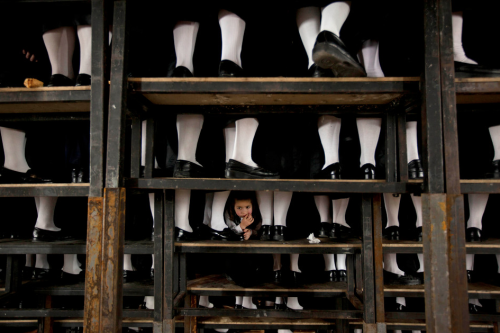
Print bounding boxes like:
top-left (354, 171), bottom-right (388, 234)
top-left (77, 25), bottom-right (91, 75)
top-left (175, 189), bottom-right (193, 232)
top-left (315, 195), bottom-right (332, 222)
top-left (467, 194), bottom-right (489, 229)
top-left (273, 253), bottom-right (282, 271)
top-left (287, 297), bottom-right (303, 310)
top-left (297, 6), bottom-right (321, 68)
top-left (0, 127), bottom-right (30, 173)
top-left (318, 116), bottom-right (341, 169)
top-left (199, 296), bottom-right (213, 308)
top-left (452, 12), bottom-right (477, 65)
top-left (469, 298), bottom-right (482, 307)
top-left (210, 191), bottom-right (230, 231)
top-left (173, 21), bottom-right (199, 73)
top-left (257, 191), bottom-right (274, 226)
top-left (358, 39), bottom-right (384, 78)
top-left (383, 253), bottom-right (404, 276)
top-left (235, 296), bottom-right (243, 305)
top-left (497, 255), bottom-right (500, 274)
top-left (383, 194), bottom-right (401, 228)
top-left (176, 114), bottom-right (204, 166)
top-left (123, 254), bottom-right (134, 271)
top-left (417, 254), bottom-right (424, 273)
top-left (224, 123), bottom-right (236, 163)
top-left (62, 254), bottom-right (82, 275)
top-left (336, 254), bottom-right (346, 270)
top-left (151, 254), bottom-right (154, 269)
top-left (35, 197), bottom-right (60, 231)
top-left (148, 192), bottom-right (155, 222)
top-left (274, 192), bottom-right (293, 226)
top-left (242, 296), bottom-right (257, 309)
top-left (323, 254), bottom-right (336, 271)
top-left (43, 26), bottom-right (75, 78)
top-left (489, 125), bottom-right (500, 161)
top-left (275, 297), bottom-right (283, 304)
top-left (332, 198), bottom-right (350, 228)
top-left (356, 118), bottom-right (382, 167)
top-left (218, 10), bottom-right (245, 67)
top-left (35, 254), bottom-right (50, 270)
top-left (203, 193), bottom-right (214, 226)
top-left (466, 254), bottom-right (474, 271)
top-left (406, 121), bottom-right (420, 163)
top-left (320, 1), bottom-right (351, 36)
top-left (145, 296), bottom-right (155, 309)
top-left (411, 194), bottom-right (423, 228)
top-left (396, 297), bottom-right (406, 307)
top-left (141, 120), bottom-right (159, 169)
top-left (25, 254), bottom-right (35, 267)
top-left (290, 254), bottom-right (301, 273)
top-left (232, 118), bottom-right (259, 167)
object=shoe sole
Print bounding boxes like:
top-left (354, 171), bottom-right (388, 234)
top-left (409, 172), bottom-right (424, 179)
top-left (225, 170), bottom-right (280, 179)
top-left (273, 235), bottom-right (285, 241)
top-left (313, 42), bottom-right (366, 78)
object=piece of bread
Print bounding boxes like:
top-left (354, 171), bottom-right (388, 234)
top-left (24, 78), bottom-right (44, 88)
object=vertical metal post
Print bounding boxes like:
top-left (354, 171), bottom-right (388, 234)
top-left (154, 191), bottom-right (164, 333)
top-left (130, 116), bottom-right (142, 178)
top-left (397, 112), bottom-right (408, 182)
top-left (372, 194), bottom-right (386, 332)
top-left (144, 117), bottom-right (155, 178)
top-left (361, 194), bottom-right (375, 327)
top-left (385, 112), bottom-right (398, 183)
top-left (4, 255), bottom-right (21, 294)
top-left (164, 190), bottom-right (175, 333)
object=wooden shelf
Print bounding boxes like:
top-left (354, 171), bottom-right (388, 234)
top-left (456, 78), bottom-right (500, 104)
top-left (196, 317), bottom-right (337, 330)
top-left (460, 179), bottom-right (500, 194)
top-left (382, 238), bottom-right (500, 254)
top-left (24, 279), bottom-right (154, 296)
top-left (0, 183), bottom-right (89, 197)
top-left (384, 282), bottom-right (500, 299)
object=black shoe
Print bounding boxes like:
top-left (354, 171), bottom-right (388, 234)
top-left (33, 228), bottom-right (73, 242)
top-left (315, 222), bottom-right (332, 238)
top-left (0, 167), bottom-right (53, 184)
top-left (175, 227), bottom-right (197, 241)
top-left (308, 64), bottom-right (335, 78)
top-left (485, 160), bottom-right (500, 179)
top-left (326, 270), bottom-right (337, 282)
top-left (225, 159), bottom-right (280, 179)
top-left (210, 228), bottom-right (243, 241)
top-left (173, 160), bottom-right (205, 178)
top-left (408, 159), bottom-right (424, 179)
top-left (467, 270), bottom-right (474, 283)
top-left (274, 303), bottom-right (286, 310)
top-left (289, 271), bottom-right (303, 287)
top-left (273, 270), bottom-right (282, 284)
top-left (466, 227), bottom-right (482, 242)
top-left (47, 74), bottom-right (74, 87)
top-left (61, 271), bottom-right (85, 283)
top-left (219, 60), bottom-right (244, 77)
top-left (234, 304), bottom-right (243, 309)
top-left (455, 61), bottom-right (500, 78)
top-left (123, 270), bottom-right (138, 283)
top-left (71, 167), bottom-right (88, 183)
top-left (415, 226), bottom-right (422, 242)
top-left (469, 304), bottom-right (483, 313)
top-left (329, 223), bottom-right (352, 240)
top-left (172, 66), bottom-right (193, 78)
top-left (32, 268), bottom-right (58, 280)
top-left (75, 74), bottom-right (91, 86)
top-left (312, 31), bottom-right (366, 78)
top-left (383, 226), bottom-right (400, 241)
top-left (360, 163), bottom-right (376, 180)
top-left (385, 271), bottom-right (422, 285)
top-left (395, 303), bottom-right (406, 312)
top-left (260, 225), bottom-right (272, 241)
top-left (22, 267), bottom-right (35, 280)
top-left (150, 269), bottom-right (154, 280)
top-left (316, 163), bottom-right (341, 179)
top-left (272, 226), bottom-right (286, 241)
top-left (337, 270), bottom-right (347, 282)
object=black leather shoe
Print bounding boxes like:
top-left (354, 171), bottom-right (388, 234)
top-left (47, 74), bottom-right (74, 87)
top-left (466, 227), bottom-right (482, 242)
top-left (467, 270), bottom-right (474, 283)
top-left (219, 60), bottom-right (244, 77)
top-left (150, 269), bottom-right (154, 280)
top-left (485, 160), bottom-right (500, 179)
top-left (32, 268), bottom-right (58, 280)
top-left (75, 74), bottom-right (91, 86)
top-left (415, 226), bottom-right (422, 242)
top-left (175, 227), bottom-right (197, 241)
top-left (312, 31), bottom-right (366, 78)
top-left (329, 224), bottom-right (352, 240)
top-left (316, 163), bottom-right (341, 179)
top-left (272, 226), bottom-right (286, 241)
top-left (234, 304), bottom-right (243, 309)
top-left (289, 271), bottom-right (303, 287)
top-left (225, 159), bottom-right (280, 179)
top-left (395, 303), bottom-right (406, 312)
top-left (260, 225), bottom-right (272, 241)
top-left (360, 163), bottom-right (376, 180)
top-left (384, 270), bottom-right (422, 285)
top-left (123, 270), bottom-right (138, 283)
top-left (315, 222), bottom-right (332, 238)
top-left (274, 303), bottom-right (286, 310)
top-left (469, 304), bottom-right (483, 313)
top-left (326, 270), bottom-right (337, 282)
top-left (33, 228), bottom-right (73, 242)
top-left (408, 159), bottom-right (424, 179)
top-left (455, 61), bottom-right (500, 78)
top-left (71, 167), bottom-right (88, 183)
top-left (308, 64), bottom-right (335, 78)
top-left (383, 226), bottom-right (400, 241)
top-left (273, 270), bottom-right (282, 284)
top-left (210, 228), bottom-right (243, 241)
top-left (337, 270), bottom-right (347, 282)
top-left (172, 66), bottom-right (193, 77)
top-left (61, 271), bottom-right (85, 283)
top-left (0, 167), bottom-right (53, 184)
top-left (173, 160), bottom-right (205, 178)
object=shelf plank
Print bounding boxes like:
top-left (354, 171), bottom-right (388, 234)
top-left (178, 308), bottom-right (362, 320)
top-left (0, 183), bottom-right (89, 197)
top-left (460, 179), bottom-right (500, 193)
top-left (383, 238), bottom-right (500, 254)
top-left (24, 279), bottom-right (154, 296)
top-left (197, 317), bottom-right (337, 330)
top-left (456, 78), bottom-right (500, 104)
top-left (384, 282), bottom-right (500, 299)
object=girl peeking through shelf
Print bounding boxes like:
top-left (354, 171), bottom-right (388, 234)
top-left (226, 191), bottom-right (262, 240)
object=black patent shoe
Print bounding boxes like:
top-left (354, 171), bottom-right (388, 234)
top-left (467, 270), bottom-right (474, 283)
top-left (33, 228), bottom-right (73, 242)
top-left (329, 223), bottom-right (352, 240)
top-left (384, 270), bottom-right (422, 285)
top-left (312, 31), bottom-right (366, 78)
top-left (337, 270), bottom-right (347, 282)
top-left (415, 226), bottom-right (422, 242)
top-left (408, 159), bottom-right (424, 179)
top-left (383, 226), bottom-right (400, 241)
top-left (234, 304), bottom-right (243, 309)
top-left (315, 222), bottom-right (332, 238)
top-left (71, 167), bottom-right (88, 183)
top-left (360, 163), bottom-right (376, 180)
top-left (317, 163), bottom-right (341, 179)
top-left (225, 159), bottom-right (280, 179)
top-left (395, 303), bottom-right (406, 312)
top-left (173, 160), bottom-right (205, 178)
top-left (274, 303), bottom-right (286, 310)
top-left (61, 271), bottom-right (85, 283)
top-left (172, 66), bottom-right (194, 77)
top-left (455, 61), bottom-right (500, 78)
top-left (308, 64), bottom-right (334, 78)
top-left (47, 74), bottom-right (74, 87)
top-left (272, 226), bottom-right (286, 241)
top-left (75, 73), bottom-right (91, 86)
top-left (210, 228), bottom-right (243, 241)
top-left (289, 271), bottom-right (303, 287)
top-left (326, 270), bottom-right (337, 282)
top-left (273, 270), bottom-right (282, 284)
top-left (123, 270), bottom-right (138, 283)
top-left (485, 160), bottom-right (500, 179)
top-left (0, 167), bottom-right (53, 184)
top-left (469, 304), bottom-right (483, 313)
top-left (32, 268), bottom-right (58, 280)
top-left (466, 227), bottom-right (482, 242)
top-left (260, 225), bottom-right (272, 241)
top-left (219, 60), bottom-right (244, 77)
top-left (175, 227), bottom-right (197, 241)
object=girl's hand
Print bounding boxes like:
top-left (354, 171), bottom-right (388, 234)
top-left (240, 214), bottom-right (254, 229)
top-left (243, 229), bottom-right (252, 241)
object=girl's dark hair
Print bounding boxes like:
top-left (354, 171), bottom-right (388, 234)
top-left (226, 191), bottom-right (262, 229)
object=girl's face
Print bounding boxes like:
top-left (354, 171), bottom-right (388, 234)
top-left (234, 199), bottom-right (253, 218)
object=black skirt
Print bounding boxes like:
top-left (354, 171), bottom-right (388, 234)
top-left (42, 3), bottom-right (91, 34)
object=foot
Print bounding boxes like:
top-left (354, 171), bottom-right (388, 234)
top-left (47, 74), bottom-right (74, 87)
top-left (75, 74), bottom-right (91, 86)
top-left (308, 64), bottom-right (335, 78)
top-left (469, 304), bottom-right (483, 313)
top-left (337, 270), bottom-right (347, 282)
top-left (316, 163), bottom-right (341, 180)
top-left (260, 225), bottom-right (272, 241)
top-left (312, 31), bottom-right (366, 78)
top-left (272, 226), bottom-right (286, 241)
top-left (32, 268), bottom-right (58, 280)
top-left (33, 228), bottom-right (73, 242)
top-left (408, 159), bottom-right (424, 179)
top-left (175, 227), bottom-right (197, 241)
top-left (484, 160), bottom-right (500, 179)
top-left (384, 270), bottom-right (422, 285)
top-left (273, 270), bottom-right (282, 284)
top-left (60, 271), bottom-right (85, 283)
top-left (326, 270), bottom-right (337, 282)
top-left (172, 66), bottom-right (193, 77)
top-left (466, 227), bottom-right (482, 242)
top-left (415, 226), bottom-right (422, 242)
top-left (467, 270), bottom-right (474, 283)
top-left (329, 223), bottom-right (352, 240)
top-left (315, 222), bottom-right (332, 238)
top-left (219, 60), bottom-right (244, 77)
top-left (225, 159), bottom-right (280, 179)
top-left (234, 304), bottom-right (243, 309)
top-left (210, 228), bottom-right (243, 241)
top-left (0, 167), bottom-right (53, 184)
top-left (173, 160), bottom-right (205, 178)
top-left (360, 163), bottom-right (376, 180)
top-left (455, 61), bottom-right (500, 78)
top-left (151, 229), bottom-right (155, 242)
top-left (71, 167), bottom-right (88, 183)
top-left (383, 226), bottom-right (400, 241)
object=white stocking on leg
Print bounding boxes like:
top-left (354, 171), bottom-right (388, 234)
top-left (411, 194), bottom-right (423, 228)
top-left (318, 116), bottom-right (341, 169)
top-left (467, 194), bottom-right (489, 229)
top-left (35, 197), bottom-right (60, 231)
top-left (25, 254), bottom-right (35, 267)
top-left (176, 114), bottom-right (204, 166)
top-left (218, 10), bottom-right (245, 67)
top-left (406, 121), bottom-right (420, 163)
top-left (199, 296), bottom-right (213, 308)
top-left (336, 254), bottom-right (346, 270)
top-left (0, 127), bottom-right (30, 172)
top-left (358, 39), bottom-right (384, 78)
top-left (332, 198), bottom-right (350, 228)
top-left (123, 254), bottom-right (134, 271)
top-left (466, 254), bottom-right (474, 271)
top-left (175, 189), bottom-right (193, 232)
top-left (452, 12), bottom-right (477, 65)
top-left (323, 254), bottom-right (336, 271)
top-left (232, 118), bottom-right (259, 167)
top-left (286, 296), bottom-right (303, 310)
top-left (417, 254), bottom-right (424, 273)
top-left (173, 21), bottom-right (199, 73)
top-left (396, 297), bottom-right (406, 307)
top-left (383, 194), bottom-right (401, 228)
top-left (43, 26), bottom-right (75, 78)
top-left (235, 296), bottom-right (243, 306)
top-left (383, 253), bottom-right (404, 276)
top-left (320, 1), bottom-right (351, 36)
top-left (296, 6), bottom-right (321, 68)
top-left (314, 195), bottom-right (332, 223)
top-left (356, 118), bottom-right (382, 167)
top-left (203, 193), bottom-right (214, 226)
top-left (77, 25), bottom-right (91, 75)
top-left (290, 254), bottom-right (301, 273)
top-left (273, 253), bottom-right (282, 271)
top-left (242, 297), bottom-right (257, 309)
top-left (210, 191), bottom-right (231, 231)
top-left (274, 192), bottom-right (293, 227)
top-left (62, 254), bottom-right (82, 275)
top-left (489, 125), bottom-right (500, 161)
top-left (35, 254), bottom-right (50, 270)
top-left (257, 191), bottom-right (274, 226)
top-left (224, 123), bottom-right (236, 163)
